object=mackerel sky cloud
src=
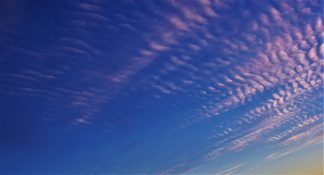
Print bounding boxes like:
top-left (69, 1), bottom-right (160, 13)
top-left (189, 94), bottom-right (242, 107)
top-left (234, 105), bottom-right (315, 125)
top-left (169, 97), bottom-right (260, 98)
top-left (0, 0), bottom-right (323, 174)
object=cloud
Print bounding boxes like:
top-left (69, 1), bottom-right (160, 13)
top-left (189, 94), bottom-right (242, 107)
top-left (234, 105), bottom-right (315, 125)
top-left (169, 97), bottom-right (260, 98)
top-left (150, 42), bottom-right (169, 51)
top-left (182, 8), bottom-right (207, 24)
top-left (216, 163), bottom-right (245, 175)
top-left (169, 16), bottom-right (190, 31)
top-left (1, 0), bottom-right (322, 173)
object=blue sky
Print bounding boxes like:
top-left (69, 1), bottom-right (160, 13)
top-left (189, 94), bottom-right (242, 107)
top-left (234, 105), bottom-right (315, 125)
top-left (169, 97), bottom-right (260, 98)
top-left (0, 0), bottom-right (323, 174)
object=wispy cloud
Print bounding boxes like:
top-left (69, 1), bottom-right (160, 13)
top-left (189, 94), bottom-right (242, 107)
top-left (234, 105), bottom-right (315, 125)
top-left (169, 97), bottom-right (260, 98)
top-left (0, 0), bottom-right (322, 173)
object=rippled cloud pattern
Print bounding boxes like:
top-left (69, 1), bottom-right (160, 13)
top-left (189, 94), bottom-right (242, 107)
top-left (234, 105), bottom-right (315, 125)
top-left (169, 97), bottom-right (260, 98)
top-left (0, 0), bottom-right (323, 174)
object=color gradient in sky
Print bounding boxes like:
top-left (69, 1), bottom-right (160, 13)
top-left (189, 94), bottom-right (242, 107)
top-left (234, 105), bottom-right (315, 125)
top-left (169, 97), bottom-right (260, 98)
top-left (0, 0), bottom-right (323, 174)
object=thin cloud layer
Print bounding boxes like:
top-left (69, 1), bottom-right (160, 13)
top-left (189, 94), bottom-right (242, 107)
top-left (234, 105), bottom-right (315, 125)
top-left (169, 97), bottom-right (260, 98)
top-left (0, 0), bottom-right (322, 174)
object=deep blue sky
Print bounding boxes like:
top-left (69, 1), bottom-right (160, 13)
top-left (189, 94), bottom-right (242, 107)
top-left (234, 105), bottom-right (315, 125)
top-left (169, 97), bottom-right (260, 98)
top-left (0, 0), bottom-right (323, 174)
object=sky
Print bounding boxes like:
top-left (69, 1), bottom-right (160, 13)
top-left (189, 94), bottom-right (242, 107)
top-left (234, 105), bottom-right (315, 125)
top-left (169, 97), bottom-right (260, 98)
top-left (0, 0), bottom-right (323, 174)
